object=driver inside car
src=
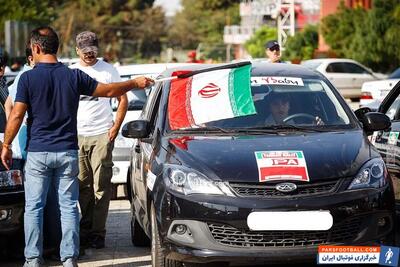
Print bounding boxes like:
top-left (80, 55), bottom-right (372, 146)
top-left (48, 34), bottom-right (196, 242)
top-left (265, 92), bottom-right (324, 125)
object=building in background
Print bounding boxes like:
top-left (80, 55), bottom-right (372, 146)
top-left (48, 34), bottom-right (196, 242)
top-left (318, 0), bottom-right (372, 54)
top-left (224, 0), bottom-right (320, 60)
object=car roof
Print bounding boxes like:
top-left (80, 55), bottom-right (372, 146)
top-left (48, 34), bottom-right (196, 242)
top-left (160, 62), bottom-right (323, 80)
top-left (302, 58), bottom-right (360, 64)
top-left (116, 63), bottom-right (198, 76)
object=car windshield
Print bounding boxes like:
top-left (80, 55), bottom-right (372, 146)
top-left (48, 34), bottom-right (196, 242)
top-left (389, 68), bottom-right (400, 79)
top-left (167, 77), bottom-right (352, 131)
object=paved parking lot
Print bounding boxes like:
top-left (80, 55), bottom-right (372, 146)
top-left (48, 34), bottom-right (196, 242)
top-left (3, 200), bottom-right (152, 267)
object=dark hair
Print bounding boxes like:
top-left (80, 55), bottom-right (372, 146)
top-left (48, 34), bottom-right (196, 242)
top-left (30, 26), bottom-right (59, 54)
top-left (25, 41), bottom-right (32, 60)
top-left (0, 54), bottom-right (6, 67)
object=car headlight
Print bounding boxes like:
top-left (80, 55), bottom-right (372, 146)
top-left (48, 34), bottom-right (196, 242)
top-left (348, 158), bottom-right (387, 190)
top-left (163, 165), bottom-right (233, 196)
top-left (0, 170), bottom-right (23, 188)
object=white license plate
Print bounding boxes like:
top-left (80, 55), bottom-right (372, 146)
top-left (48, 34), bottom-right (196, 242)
top-left (247, 211), bottom-right (333, 231)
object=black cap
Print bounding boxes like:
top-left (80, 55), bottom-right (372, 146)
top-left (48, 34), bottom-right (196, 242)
top-left (265, 40), bottom-right (280, 50)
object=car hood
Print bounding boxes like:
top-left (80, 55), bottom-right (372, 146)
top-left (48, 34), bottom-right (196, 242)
top-left (163, 130), bottom-right (376, 183)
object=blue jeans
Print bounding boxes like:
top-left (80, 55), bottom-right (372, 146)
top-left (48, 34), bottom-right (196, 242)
top-left (24, 151), bottom-right (80, 262)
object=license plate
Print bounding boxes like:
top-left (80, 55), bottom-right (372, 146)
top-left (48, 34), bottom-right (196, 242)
top-left (247, 211), bottom-right (333, 231)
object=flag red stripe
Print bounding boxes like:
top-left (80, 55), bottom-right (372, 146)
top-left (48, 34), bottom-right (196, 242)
top-left (260, 167), bottom-right (308, 182)
top-left (168, 76), bottom-right (192, 130)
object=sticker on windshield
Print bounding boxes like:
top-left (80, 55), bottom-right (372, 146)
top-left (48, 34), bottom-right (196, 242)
top-left (254, 151), bottom-right (310, 182)
top-left (251, 77), bottom-right (304, 86)
top-left (388, 131), bottom-right (399, 145)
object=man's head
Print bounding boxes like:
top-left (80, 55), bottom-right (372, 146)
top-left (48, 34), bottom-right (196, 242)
top-left (76, 31), bottom-right (99, 66)
top-left (30, 26), bottom-right (59, 61)
top-left (268, 92), bottom-right (290, 123)
top-left (265, 40), bottom-right (281, 63)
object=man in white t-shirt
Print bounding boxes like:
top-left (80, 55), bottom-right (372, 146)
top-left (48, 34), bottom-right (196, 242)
top-left (70, 31), bottom-right (128, 250)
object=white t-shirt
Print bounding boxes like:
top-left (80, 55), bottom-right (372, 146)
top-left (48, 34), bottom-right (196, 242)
top-left (70, 60), bottom-right (122, 136)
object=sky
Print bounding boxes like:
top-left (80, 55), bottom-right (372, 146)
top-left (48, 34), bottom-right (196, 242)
top-left (154, 0), bottom-right (182, 16)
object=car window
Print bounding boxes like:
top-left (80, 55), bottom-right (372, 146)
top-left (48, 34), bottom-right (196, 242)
top-left (326, 63), bottom-right (346, 73)
top-left (167, 77), bottom-right (352, 131)
top-left (342, 63), bottom-right (370, 74)
top-left (385, 97), bottom-right (400, 121)
top-left (388, 68), bottom-right (400, 79)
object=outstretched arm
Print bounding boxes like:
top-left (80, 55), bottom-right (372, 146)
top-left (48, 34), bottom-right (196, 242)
top-left (93, 76), bottom-right (153, 97)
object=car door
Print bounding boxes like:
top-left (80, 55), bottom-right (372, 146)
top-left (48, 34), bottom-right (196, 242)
top-left (373, 81), bottom-right (400, 209)
top-left (324, 62), bottom-right (353, 91)
top-left (132, 83), bottom-right (162, 215)
top-left (341, 62), bottom-right (376, 91)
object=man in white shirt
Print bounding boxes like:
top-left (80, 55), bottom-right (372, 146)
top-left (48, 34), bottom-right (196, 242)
top-left (70, 31), bottom-right (128, 250)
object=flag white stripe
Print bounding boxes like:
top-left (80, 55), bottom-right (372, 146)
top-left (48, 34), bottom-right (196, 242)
top-left (190, 69), bottom-right (234, 124)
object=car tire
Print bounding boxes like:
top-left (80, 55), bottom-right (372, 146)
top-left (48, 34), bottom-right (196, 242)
top-left (127, 168), bottom-right (132, 202)
top-left (111, 184), bottom-right (118, 200)
top-left (151, 204), bottom-right (183, 267)
top-left (131, 215), bottom-right (150, 247)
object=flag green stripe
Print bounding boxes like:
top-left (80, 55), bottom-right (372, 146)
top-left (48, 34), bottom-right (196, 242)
top-left (229, 65), bottom-right (256, 116)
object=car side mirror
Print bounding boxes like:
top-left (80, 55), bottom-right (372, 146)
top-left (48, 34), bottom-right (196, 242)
top-left (362, 112), bottom-right (391, 134)
top-left (354, 107), bottom-right (372, 121)
top-left (122, 120), bottom-right (150, 139)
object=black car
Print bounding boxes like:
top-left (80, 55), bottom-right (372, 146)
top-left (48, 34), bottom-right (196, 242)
top-left (0, 103), bottom-right (25, 256)
top-left (123, 63), bottom-right (396, 266)
top-left (370, 80), bottom-right (400, 223)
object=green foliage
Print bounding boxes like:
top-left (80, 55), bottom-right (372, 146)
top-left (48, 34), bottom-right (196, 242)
top-left (284, 24), bottom-right (318, 61)
top-left (0, 0), bottom-right (65, 45)
top-left (167, 0), bottom-right (240, 60)
top-left (244, 26), bottom-right (277, 58)
top-left (52, 0), bottom-right (165, 59)
top-left (321, 0), bottom-right (400, 72)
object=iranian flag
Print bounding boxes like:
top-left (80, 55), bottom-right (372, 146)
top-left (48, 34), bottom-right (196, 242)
top-left (168, 64), bottom-right (256, 130)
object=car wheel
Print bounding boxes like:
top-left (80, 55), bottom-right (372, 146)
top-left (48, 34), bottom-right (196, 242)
top-left (111, 184), bottom-right (118, 200)
top-left (131, 214), bottom-right (150, 247)
top-left (151, 204), bottom-right (183, 267)
top-left (126, 169), bottom-right (132, 202)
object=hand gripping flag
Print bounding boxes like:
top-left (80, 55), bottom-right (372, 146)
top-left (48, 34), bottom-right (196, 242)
top-left (167, 62), bottom-right (256, 130)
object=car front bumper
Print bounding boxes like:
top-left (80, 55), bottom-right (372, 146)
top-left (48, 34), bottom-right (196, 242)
top-left (153, 181), bottom-right (395, 264)
top-left (0, 190), bottom-right (24, 236)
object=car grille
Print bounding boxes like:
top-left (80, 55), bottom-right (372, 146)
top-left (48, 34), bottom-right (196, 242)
top-left (229, 180), bottom-right (339, 198)
top-left (207, 217), bottom-right (362, 248)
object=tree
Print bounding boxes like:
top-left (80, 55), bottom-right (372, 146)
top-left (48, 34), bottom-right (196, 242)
top-left (321, 0), bottom-right (400, 72)
top-left (167, 0), bottom-right (240, 60)
top-left (244, 26), bottom-right (277, 58)
top-left (284, 24), bottom-right (318, 62)
top-left (0, 0), bottom-right (66, 47)
top-left (52, 0), bottom-right (166, 60)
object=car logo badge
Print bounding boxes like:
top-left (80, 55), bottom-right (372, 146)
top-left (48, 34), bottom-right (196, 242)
top-left (198, 83), bottom-right (221, 98)
top-left (275, 182), bottom-right (297, 193)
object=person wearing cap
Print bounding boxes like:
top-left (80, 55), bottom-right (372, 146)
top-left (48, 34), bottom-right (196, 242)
top-left (0, 26), bottom-right (153, 267)
top-left (69, 31), bottom-right (128, 250)
top-left (265, 40), bottom-right (282, 63)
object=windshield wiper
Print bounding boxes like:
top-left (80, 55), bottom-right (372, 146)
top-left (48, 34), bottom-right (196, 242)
top-left (172, 126), bottom-right (234, 134)
top-left (241, 124), bottom-right (330, 132)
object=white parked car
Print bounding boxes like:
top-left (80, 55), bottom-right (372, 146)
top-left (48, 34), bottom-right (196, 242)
top-left (360, 67), bottom-right (400, 110)
top-left (302, 58), bottom-right (386, 101)
top-left (111, 63), bottom-right (197, 197)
